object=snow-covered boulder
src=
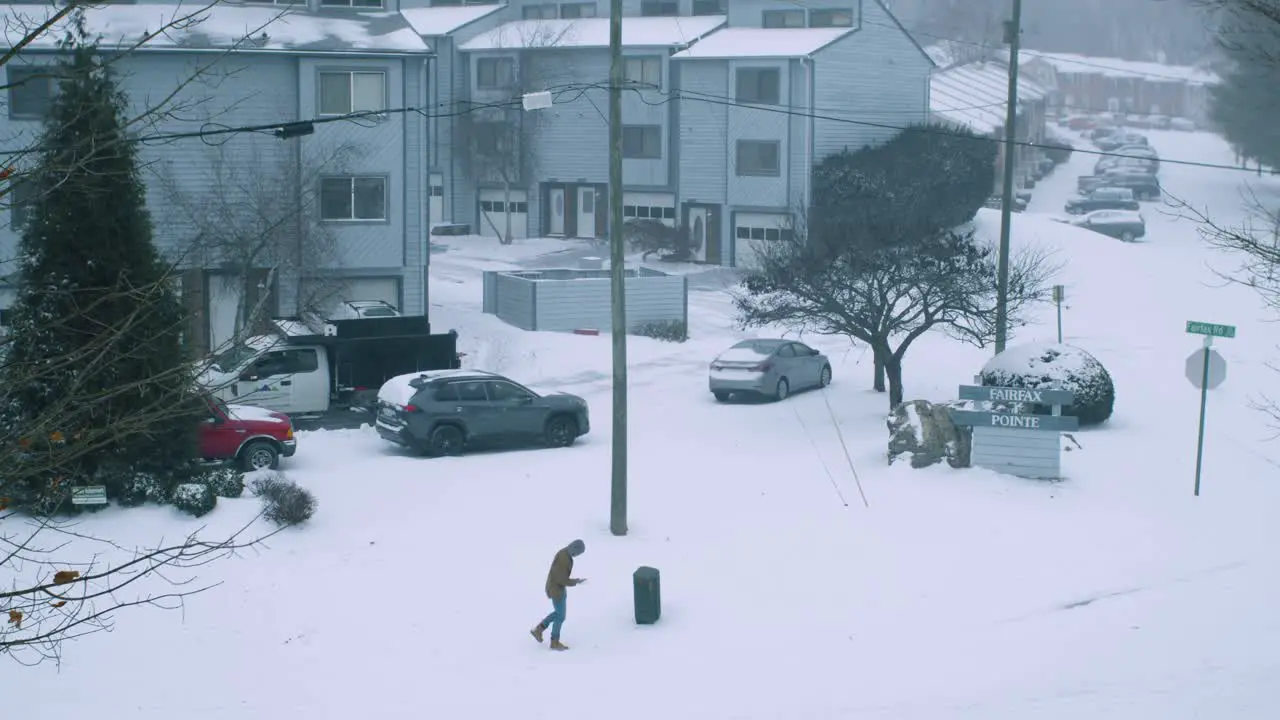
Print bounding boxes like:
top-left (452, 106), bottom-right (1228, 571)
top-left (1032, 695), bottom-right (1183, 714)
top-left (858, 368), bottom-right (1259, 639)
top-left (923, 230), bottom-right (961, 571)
top-left (980, 343), bottom-right (1115, 426)
top-left (887, 399), bottom-right (972, 469)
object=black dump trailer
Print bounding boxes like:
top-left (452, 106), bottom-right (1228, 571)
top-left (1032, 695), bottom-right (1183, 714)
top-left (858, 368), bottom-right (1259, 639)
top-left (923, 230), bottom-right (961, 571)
top-left (281, 315), bottom-right (460, 414)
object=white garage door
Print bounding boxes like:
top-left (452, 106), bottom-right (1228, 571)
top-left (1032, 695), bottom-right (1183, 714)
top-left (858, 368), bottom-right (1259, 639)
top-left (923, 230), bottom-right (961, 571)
top-left (207, 273), bottom-right (243, 352)
top-left (341, 277), bottom-right (401, 308)
top-left (622, 192), bottom-right (676, 227)
top-left (733, 213), bottom-right (794, 269)
top-left (478, 189), bottom-right (529, 240)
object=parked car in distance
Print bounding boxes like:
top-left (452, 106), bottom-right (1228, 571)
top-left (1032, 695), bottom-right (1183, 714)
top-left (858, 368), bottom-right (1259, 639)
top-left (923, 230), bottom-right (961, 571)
top-left (1097, 133), bottom-right (1148, 151)
top-left (1170, 117), bottom-right (1196, 131)
top-left (329, 300), bottom-right (401, 320)
top-left (1096, 156), bottom-right (1157, 175)
top-left (1148, 114), bottom-right (1172, 129)
top-left (1078, 171), bottom-right (1161, 200)
top-left (374, 369), bottom-right (589, 457)
top-left (1070, 209), bottom-right (1146, 242)
top-left (1064, 187), bottom-right (1140, 214)
top-left (709, 338), bottom-right (831, 402)
top-left (200, 396), bottom-right (297, 471)
top-left (1089, 126), bottom-right (1119, 140)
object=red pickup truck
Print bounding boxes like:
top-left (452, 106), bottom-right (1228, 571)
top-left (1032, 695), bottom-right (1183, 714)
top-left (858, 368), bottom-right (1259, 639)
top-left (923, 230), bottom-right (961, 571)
top-left (201, 397), bottom-right (297, 471)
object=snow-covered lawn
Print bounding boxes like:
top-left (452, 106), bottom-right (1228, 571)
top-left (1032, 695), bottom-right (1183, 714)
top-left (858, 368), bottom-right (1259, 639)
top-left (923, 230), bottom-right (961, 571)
top-left (10, 130), bottom-right (1280, 719)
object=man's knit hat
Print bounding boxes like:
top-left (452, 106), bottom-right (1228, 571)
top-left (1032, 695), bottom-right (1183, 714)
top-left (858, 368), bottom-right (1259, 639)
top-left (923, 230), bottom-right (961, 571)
top-left (567, 539), bottom-right (586, 556)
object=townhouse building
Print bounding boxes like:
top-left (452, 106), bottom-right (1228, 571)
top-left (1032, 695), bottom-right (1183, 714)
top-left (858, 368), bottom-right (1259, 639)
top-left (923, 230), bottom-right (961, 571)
top-left (0, 0), bottom-right (935, 350)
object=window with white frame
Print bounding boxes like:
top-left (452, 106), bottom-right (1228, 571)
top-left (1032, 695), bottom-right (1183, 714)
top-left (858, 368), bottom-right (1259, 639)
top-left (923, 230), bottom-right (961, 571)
top-left (523, 3), bottom-right (557, 18)
top-left (692, 0), bottom-right (725, 15)
top-left (622, 125), bottom-right (662, 159)
top-left (8, 178), bottom-right (36, 229)
top-left (624, 56), bottom-right (662, 89)
top-left (809, 8), bottom-right (854, 27)
top-left (640, 0), bottom-right (677, 16)
top-left (6, 66), bottom-right (56, 120)
top-left (762, 9), bottom-right (804, 27)
top-left (735, 140), bottom-right (781, 176)
top-left (320, 0), bottom-right (384, 8)
top-left (623, 205), bottom-right (676, 221)
top-left (736, 67), bottom-right (780, 105)
top-left (560, 2), bottom-right (596, 17)
top-left (318, 71), bottom-right (385, 116)
top-left (320, 177), bottom-right (388, 221)
top-left (476, 57), bottom-right (515, 89)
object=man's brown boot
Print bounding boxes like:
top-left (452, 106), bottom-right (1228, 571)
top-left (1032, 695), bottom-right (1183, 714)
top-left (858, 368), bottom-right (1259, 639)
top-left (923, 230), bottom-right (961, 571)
top-left (530, 624), bottom-right (545, 643)
top-left (550, 639), bottom-right (569, 651)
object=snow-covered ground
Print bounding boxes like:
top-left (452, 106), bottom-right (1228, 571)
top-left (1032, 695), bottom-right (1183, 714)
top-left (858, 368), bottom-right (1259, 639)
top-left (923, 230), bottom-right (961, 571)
top-left (10, 130), bottom-right (1280, 719)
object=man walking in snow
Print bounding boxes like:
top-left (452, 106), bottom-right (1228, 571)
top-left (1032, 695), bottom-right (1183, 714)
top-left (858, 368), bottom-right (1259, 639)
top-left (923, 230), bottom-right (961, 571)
top-left (531, 539), bottom-right (586, 651)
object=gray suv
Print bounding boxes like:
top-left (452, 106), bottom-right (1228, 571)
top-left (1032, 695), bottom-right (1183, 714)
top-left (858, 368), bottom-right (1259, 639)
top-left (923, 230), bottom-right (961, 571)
top-left (375, 370), bottom-right (590, 457)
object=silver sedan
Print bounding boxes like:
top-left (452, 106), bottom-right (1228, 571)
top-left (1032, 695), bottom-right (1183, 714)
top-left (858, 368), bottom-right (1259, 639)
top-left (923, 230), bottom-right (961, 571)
top-left (709, 338), bottom-right (832, 402)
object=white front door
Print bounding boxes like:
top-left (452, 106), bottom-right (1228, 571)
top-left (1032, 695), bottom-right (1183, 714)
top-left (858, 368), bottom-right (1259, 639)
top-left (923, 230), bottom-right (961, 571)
top-left (429, 173), bottom-right (445, 227)
top-left (688, 207), bottom-right (708, 262)
top-left (549, 187), bottom-right (566, 235)
top-left (208, 273), bottom-right (243, 353)
top-left (576, 186), bottom-right (596, 238)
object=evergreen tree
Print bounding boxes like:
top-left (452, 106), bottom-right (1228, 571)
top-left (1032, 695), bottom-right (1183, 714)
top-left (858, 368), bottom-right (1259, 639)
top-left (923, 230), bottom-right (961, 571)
top-left (1209, 1), bottom-right (1280, 168)
top-left (1, 29), bottom-right (198, 505)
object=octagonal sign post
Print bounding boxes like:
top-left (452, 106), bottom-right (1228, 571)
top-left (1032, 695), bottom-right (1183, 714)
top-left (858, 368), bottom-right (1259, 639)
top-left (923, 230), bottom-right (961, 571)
top-left (1185, 320), bottom-right (1235, 497)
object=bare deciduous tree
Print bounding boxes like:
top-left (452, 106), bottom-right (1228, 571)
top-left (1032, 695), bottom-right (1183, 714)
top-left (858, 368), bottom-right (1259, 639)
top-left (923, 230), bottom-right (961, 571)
top-left (160, 137), bottom-right (357, 348)
top-left (455, 21), bottom-right (573, 244)
top-left (735, 220), bottom-right (1054, 409)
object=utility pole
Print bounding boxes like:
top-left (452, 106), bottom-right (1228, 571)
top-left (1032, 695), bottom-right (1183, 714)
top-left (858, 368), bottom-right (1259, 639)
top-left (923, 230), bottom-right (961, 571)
top-left (607, 0), bottom-right (628, 536)
top-left (993, 0), bottom-right (1022, 354)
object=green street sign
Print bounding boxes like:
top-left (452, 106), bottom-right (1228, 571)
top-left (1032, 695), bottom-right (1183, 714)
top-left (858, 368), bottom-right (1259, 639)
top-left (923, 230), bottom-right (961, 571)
top-left (1186, 321), bottom-right (1236, 338)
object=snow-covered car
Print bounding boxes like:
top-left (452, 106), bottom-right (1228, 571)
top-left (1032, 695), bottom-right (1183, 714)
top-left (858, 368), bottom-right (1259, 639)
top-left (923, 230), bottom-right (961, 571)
top-left (329, 300), bottom-right (401, 320)
top-left (1170, 117), bottom-right (1197, 131)
top-left (1064, 187), bottom-right (1140, 215)
top-left (1070, 209), bottom-right (1146, 242)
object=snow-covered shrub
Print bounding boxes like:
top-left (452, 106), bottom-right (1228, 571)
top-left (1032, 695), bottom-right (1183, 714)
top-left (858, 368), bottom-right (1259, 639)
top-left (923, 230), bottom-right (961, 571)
top-left (114, 471), bottom-right (172, 507)
top-left (634, 320), bottom-right (688, 342)
top-left (980, 343), bottom-right (1115, 426)
top-left (171, 482), bottom-right (216, 518)
top-left (249, 472), bottom-right (317, 526)
top-left (199, 465), bottom-right (246, 499)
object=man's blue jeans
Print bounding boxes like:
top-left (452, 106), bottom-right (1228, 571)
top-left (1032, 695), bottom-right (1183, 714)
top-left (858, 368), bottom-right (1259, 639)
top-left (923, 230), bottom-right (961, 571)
top-left (541, 596), bottom-right (566, 641)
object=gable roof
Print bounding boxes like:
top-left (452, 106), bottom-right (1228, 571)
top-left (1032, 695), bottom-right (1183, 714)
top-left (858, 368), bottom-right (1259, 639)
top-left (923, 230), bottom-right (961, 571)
top-left (400, 4), bottom-right (505, 37)
top-left (0, 4), bottom-right (429, 54)
top-left (930, 61), bottom-right (1048, 134)
top-left (458, 15), bottom-right (725, 51)
top-left (1018, 50), bottom-right (1220, 85)
top-left (670, 27), bottom-right (852, 60)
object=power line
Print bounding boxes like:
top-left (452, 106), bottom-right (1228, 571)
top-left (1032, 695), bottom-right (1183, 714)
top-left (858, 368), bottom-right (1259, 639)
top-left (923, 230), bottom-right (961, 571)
top-left (1, 77), bottom-right (1255, 176)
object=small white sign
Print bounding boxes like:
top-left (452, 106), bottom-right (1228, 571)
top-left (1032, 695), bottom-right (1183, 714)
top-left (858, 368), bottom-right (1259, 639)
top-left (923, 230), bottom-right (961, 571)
top-left (71, 485), bottom-right (108, 506)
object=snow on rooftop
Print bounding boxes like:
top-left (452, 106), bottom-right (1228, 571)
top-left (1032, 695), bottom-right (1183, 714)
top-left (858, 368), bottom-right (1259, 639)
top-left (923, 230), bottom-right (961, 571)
top-left (459, 15), bottom-right (725, 51)
top-left (1020, 50), bottom-right (1220, 85)
top-left (400, 4), bottom-right (503, 37)
top-left (670, 27), bottom-right (852, 60)
top-left (0, 4), bottom-right (429, 53)
top-left (930, 61), bottom-right (1048, 135)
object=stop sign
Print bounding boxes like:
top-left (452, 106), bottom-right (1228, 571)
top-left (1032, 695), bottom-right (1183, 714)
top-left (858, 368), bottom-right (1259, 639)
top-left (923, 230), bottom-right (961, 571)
top-left (1186, 348), bottom-right (1227, 390)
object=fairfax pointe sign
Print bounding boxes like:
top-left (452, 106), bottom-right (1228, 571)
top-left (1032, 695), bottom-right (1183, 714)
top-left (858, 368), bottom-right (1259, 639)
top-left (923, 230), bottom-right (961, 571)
top-left (952, 384), bottom-right (1077, 479)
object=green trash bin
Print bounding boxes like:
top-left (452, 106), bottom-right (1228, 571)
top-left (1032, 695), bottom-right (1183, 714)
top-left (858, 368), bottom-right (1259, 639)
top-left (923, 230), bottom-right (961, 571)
top-left (633, 566), bottom-right (661, 625)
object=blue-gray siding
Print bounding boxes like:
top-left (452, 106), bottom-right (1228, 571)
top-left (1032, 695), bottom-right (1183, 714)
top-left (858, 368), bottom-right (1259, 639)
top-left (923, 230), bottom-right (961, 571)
top-left (809, 0), bottom-right (932, 158)
top-left (675, 60), bottom-right (729, 205)
top-left (532, 272), bottom-right (685, 332)
top-left (494, 272), bottom-right (536, 330)
top-left (0, 49), bottom-right (430, 315)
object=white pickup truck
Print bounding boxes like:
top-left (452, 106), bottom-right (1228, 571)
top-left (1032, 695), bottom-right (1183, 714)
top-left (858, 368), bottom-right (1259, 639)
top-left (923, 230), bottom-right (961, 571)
top-left (196, 315), bottom-right (460, 423)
